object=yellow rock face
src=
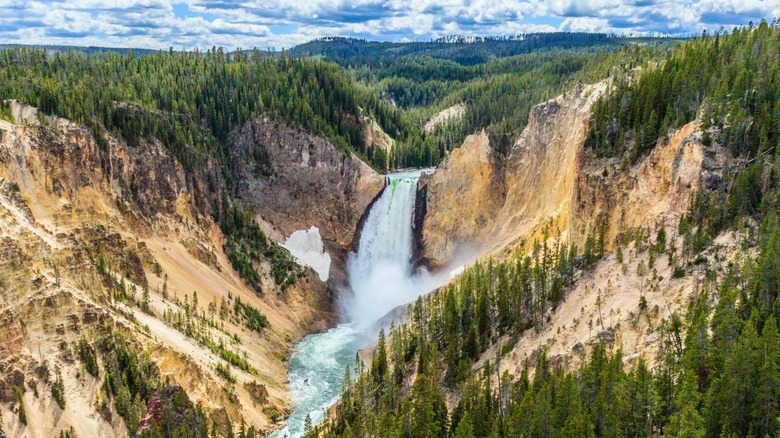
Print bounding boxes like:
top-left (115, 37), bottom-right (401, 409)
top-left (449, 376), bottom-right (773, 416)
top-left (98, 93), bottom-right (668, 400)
top-left (0, 103), bottom-right (337, 436)
top-left (419, 81), bottom-right (707, 267)
top-left (417, 130), bottom-right (503, 268)
top-left (418, 83), bottom-right (607, 266)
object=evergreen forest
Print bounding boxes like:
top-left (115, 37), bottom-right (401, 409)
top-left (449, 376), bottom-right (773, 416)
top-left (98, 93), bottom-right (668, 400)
top-left (311, 21), bottom-right (780, 438)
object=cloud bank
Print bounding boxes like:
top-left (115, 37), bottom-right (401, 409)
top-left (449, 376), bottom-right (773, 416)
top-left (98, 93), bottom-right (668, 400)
top-left (0, 0), bottom-right (777, 50)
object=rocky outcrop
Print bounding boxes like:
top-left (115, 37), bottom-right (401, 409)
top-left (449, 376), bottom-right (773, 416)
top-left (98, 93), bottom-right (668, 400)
top-left (424, 103), bottom-right (466, 132)
top-left (1, 100), bottom-right (213, 236)
top-left (418, 83), bottom-right (605, 267)
top-left (415, 131), bottom-right (504, 268)
top-left (418, 81), bottom-right (710, 268)
top-left (490, 83), bottom-right (606, 252)
top-left (230, 115), bottom-right (385, 249)
top-left (570, 122), bottom-right (707, 247)
top-left (362, 116), bottom-right (394, 163)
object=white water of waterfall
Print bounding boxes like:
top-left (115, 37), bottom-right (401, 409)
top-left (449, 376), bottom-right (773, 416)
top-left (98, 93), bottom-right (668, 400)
top-left (270, 169), bottom-right (443, 438)
top-left (345, 170), bottom-right (438, 331)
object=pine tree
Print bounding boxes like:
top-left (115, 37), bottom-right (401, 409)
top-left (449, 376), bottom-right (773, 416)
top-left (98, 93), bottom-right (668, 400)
top-left (706, 315), bottom-right (759, 436)
top-left (410, 375), bottom-right (447, 438)
top-left (162, 274), bottom-right (169, 300)
top-left (666, 371), bottom-right (704, 437)
top-left (142, 283), bottom-right (150, 312)
top-left (753, 315), bottom-right (780, 437)
top-left (371, 329), bottom-right (388, 389)
top-left (15, 387), bottom-right (26, 426)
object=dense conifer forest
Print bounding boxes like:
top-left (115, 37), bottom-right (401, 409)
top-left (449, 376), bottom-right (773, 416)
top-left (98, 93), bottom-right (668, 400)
top-left (290, 33), bottom-right (622, 66)
top-left (586, 22), bottom-right (780, 162)
top-left (0, 34), bottom-right (659, 171)
top-left (377, 47), bottom-right (653, 166)
top-left (311, 21), bottom-right (780, 438)
top-left (0, 47), bottom-right (404, 171)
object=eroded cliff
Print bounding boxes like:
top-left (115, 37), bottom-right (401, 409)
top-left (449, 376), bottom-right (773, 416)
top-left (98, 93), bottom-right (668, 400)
top-left (416, 81), bottom-right (729, 375)
top-left (230, 115), bottom-right (385, 251)
top-left (0, 103), bottom-right (342, 436)
top-left (414, 131), bottom-right (504, 268)
top-left (419, 82), bottom-right (712, 265)
top-left (418, 83), bottom-right (606, 266)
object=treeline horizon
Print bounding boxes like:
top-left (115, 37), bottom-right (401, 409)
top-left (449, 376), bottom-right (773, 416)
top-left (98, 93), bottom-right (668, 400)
top-left (0, 30), bottom-right (686, 56)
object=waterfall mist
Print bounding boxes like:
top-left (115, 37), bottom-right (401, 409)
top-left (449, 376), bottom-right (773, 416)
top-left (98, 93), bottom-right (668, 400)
top-left (343, 169), bottom-right (448, 333)
top-left (271, 168), bottom-right (462, 438)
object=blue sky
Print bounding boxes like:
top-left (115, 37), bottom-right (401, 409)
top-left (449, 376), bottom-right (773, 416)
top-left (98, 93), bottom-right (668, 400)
top-left (0, 0), bottom-right (777, 50)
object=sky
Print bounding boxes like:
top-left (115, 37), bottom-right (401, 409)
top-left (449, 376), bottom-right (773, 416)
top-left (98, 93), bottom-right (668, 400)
top-left (0, 0), bottom-right (777, 50)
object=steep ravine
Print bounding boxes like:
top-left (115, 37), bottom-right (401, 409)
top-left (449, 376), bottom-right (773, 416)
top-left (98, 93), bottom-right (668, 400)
top-left (0, 81), bottom-right (734, 437)
top-left (410, 79), bottom-right (736, 383)
top-left (0, 103), bottom-right (383, 436)
top-left (271, 169), bottom-right (444, 438)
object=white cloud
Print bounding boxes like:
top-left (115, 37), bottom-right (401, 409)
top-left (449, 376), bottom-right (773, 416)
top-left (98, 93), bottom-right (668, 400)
top-left (560, 16), bottom-right (610, 32)
top-left (0, 0), bottom-right (774, 49)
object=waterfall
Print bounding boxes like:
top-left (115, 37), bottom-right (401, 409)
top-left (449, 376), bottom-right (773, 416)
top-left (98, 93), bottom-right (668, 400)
top-left (351, 173), bottom-right (417, 275)
top-left (270, 168), bottom-right (438, 438)
top-left (345, 169), bottom-right (428, 330)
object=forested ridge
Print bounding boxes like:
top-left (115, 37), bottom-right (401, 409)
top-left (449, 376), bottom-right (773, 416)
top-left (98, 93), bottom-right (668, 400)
top-left (342, 40), bottom-right (668, 167)
top-left (0, 38), bottom-right (658, 294)
top-left (290, 33), bottom-right (622, 66)
top-left (0, 47), bottom-right (405, 172)
top-left (0, 46), bottom-right (406, 292)
top-left (312, 22), bottom-right (780, 438)
top-left (586, 21), bottom-right (780, 162)
top-left (381, 46), bottom-right (653, 166)
top-left (0, 34), bottom-right (666, 170)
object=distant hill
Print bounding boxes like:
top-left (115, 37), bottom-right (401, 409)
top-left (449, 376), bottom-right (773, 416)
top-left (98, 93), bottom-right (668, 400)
top-left (0, 44), bottom-right (156, 56)
top-left (1, 33), bottom-right (685, 65)
top-left (288, 33), bottom-right (631, 65)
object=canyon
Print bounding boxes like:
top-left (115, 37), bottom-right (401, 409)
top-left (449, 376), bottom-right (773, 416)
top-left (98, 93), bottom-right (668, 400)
top-left (0, 101), bottom-right (382, 436)
top-left (0, 77), bottom-right (734, 436)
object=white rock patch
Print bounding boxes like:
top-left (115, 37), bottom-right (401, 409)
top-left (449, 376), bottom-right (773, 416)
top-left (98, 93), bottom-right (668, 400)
top-left (283, 227), bottom-right (331, 281)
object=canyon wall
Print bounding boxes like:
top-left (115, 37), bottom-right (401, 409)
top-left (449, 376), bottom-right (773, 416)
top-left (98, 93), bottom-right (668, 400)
top-left (415, 81), bottom-right (735, 380)
top-left (230, 115), bottom-right (385, 250)
top-left (417, 83), bottom-right (605, 266)
top-left (0, 103), bottom-right (351, 436)
top-left (418, 82), bottom-right (709, 269)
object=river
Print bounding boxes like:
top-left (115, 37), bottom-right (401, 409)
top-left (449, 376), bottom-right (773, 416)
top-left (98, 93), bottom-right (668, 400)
top-left (270, 169), bottom-right (441, 437)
